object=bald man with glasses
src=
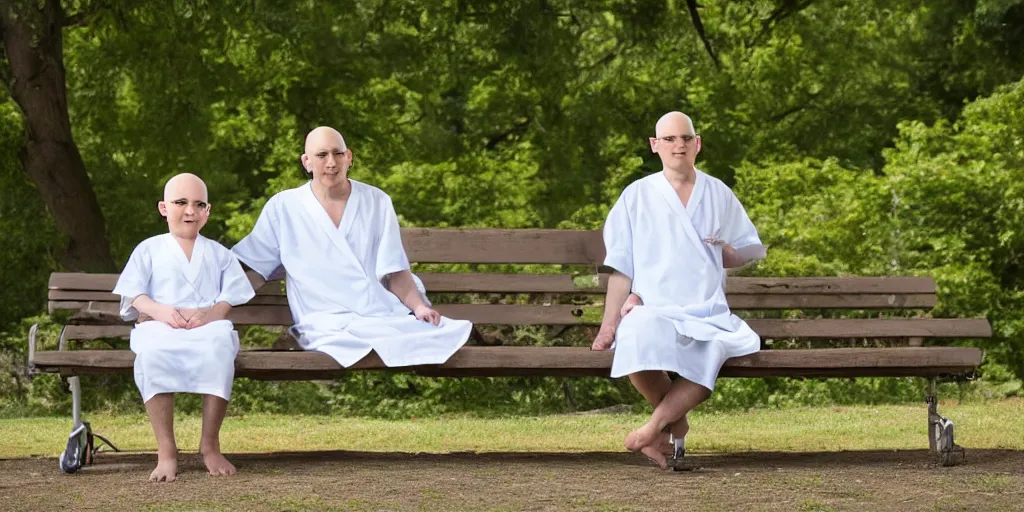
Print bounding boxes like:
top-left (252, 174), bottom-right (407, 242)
top-left (592, 112), bottom-right (767, 469)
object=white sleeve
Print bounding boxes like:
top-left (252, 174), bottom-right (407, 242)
top-left (232, 197), bottom-right (283, 280)
top-left (111, 243), bottom-right (152, 321)
top-left (602, 192), bottom-right (634, 279)
top-left (719, 190), bottom-right (766, 264)
top-left (216, 251), bottom-right (257, 306)
top-left (375, 195), bottom-right (411, 279)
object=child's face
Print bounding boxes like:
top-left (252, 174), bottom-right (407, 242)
top-left (158, 176), bottom-right (210, 239)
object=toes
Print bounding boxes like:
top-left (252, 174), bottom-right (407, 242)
top-left (640, 445), bottom-right (668, 470)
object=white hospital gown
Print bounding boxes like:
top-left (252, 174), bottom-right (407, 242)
top-left (113, 233), bottom-right (255, 403)
top-left (604, 170), bottom-right (766, 390)
top-left (231, 180), bottom-right (472, 367)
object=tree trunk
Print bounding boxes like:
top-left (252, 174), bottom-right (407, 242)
top-left (0, 0), bottom-right (115, 272)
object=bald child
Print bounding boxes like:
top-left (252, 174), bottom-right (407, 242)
top-left (112, 173), bottom-right (255, 482)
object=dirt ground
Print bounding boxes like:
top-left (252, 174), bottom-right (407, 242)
top-left (1, 449), bottom-right (1022, 511)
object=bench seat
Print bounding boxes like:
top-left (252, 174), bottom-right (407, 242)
top-left (34, 346), bottom-right (983, 379)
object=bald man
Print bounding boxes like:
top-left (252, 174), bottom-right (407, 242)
top-left (113, 173), bottom-right (255, 482)
top-left (592, 112), bottom-right (766, 469)
top-left (232, 127), bottom-right (471, 371)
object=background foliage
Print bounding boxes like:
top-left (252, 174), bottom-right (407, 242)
top-left (2, 0), bottom-right (1022, 417)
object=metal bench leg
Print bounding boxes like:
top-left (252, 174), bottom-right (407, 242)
top-left (70, 376), bottom-right (83, 428)
top-left (57, 326), bottom-right (119, 457)
top-left (27, 323), bottom-right (39, 380)
top-left (55, 326), bottom-right (83, 429)
top-left (926, 378), bottom-right (965, 466)
top-left (667, 434), bottom-right (694, 472)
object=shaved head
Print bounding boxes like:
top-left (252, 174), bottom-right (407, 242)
top-left (649, 111), bottom-right (702, 175)
top-left (304, 126), bottom-right (347, 155)
top-left (655, 111), bottom-right (695, 137)
top-left (163, 173), bottom-right (208, 202)
top-left (159, 173), bottom-right (210, 238)
top-left (301, 126), bottom-right (353, 192)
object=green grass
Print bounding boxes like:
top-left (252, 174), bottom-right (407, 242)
top-left (1, 399), bottom-right (1021, 459)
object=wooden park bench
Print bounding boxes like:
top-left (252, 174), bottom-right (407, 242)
top-left (29, 229), bottom-right (990, 467)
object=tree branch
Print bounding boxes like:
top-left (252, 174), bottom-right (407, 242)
top-left (748, 0), bottom-right (815, 49)
top-left (684, 0), bottom-right (720, 69)
top-left (62, 11), bottom-right (90, 27)
top-left (485, 117), bottom-right (532, 150)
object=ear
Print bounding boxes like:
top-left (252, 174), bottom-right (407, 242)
top-left (300, 154), bottom-right (311, 174)
top-left (203, 202), bottom-right (212, 214)
top-left (694, 136), bottom-right (703, 155)
top-left (158, 201), bottom-right (168, 217)
top-left (649, 137), bottom-right (658, 153)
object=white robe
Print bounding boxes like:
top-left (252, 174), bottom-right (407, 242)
top-left (604, 170), bottom-right (766, 390)
top-left (112, 234), bottom-right (256, 403)
top-left (231, 180), bottom-right (472, 367)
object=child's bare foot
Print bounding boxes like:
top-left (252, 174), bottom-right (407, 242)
top-left (203, 450), bottom-right (236, 477)
top-left (149, 456), bottom-right (178, 482)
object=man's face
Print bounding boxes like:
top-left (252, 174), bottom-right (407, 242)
top-left (649, 117), bottom-right (701, 172)
top-left (302, 131), bottom-right (351, 188)
top-left (159, 177), bottom-right (209, 239)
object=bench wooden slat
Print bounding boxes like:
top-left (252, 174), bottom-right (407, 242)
top-left (753, 318), bottom-right (993, 338)
top-left (48, 293), bottom-right (939, 311)
top-left (729, 294), bottom-right (938, 309)
top-left (31, 346), bottom-right (983, 379)
top-left (725, 277), bottom-right (936, 295)
top-left (402, 229), bottom-right (605, 264)
top-left (49, 272), bottom-right (936, 295)
top-left (58, 316), bottom-right (993, 343)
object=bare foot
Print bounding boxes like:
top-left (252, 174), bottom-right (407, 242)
top-left (149, 456), bottom-right (178, 483)
top-left (625, 424), bottom-right (668, 469)
top-left (625, 423), bottom-right (660, 452)
top-left (640, 443), bottom-right (668, 469)
top-left (203, 450), bottom-right (237, 477)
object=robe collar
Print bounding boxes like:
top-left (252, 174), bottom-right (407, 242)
top-left (686, 168), bottom-right (707, 216)
top-left (652, 169), bottom-right (713, 267)
top-left (300, 180), bottom-right (366, 272)
top-left (164, 233), bottom-right (206, 289)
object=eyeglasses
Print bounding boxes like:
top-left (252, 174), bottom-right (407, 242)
top-left (655, 134), bottom-right (698, 144)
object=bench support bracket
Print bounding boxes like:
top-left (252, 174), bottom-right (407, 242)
top-left (55, 324), bottom-right (120, 471)
top-left (27, 323), bottom-right (39, 380)
top-left (926, 378), bottom-right (965, 466)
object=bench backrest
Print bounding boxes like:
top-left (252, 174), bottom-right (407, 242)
top-left (46, 229), bottom-right (991, 342)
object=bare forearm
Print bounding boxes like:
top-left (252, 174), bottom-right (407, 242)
top-left (722, 244), bottom-right (744, 268)
top-left (206, 301), bottom-right (232, 321)
top-left (600, 272), bottom-right (633, 332)
top-left (386, 270), bottom-right (428, 311)
top-left (131, 295), bottom-right (166, 318)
